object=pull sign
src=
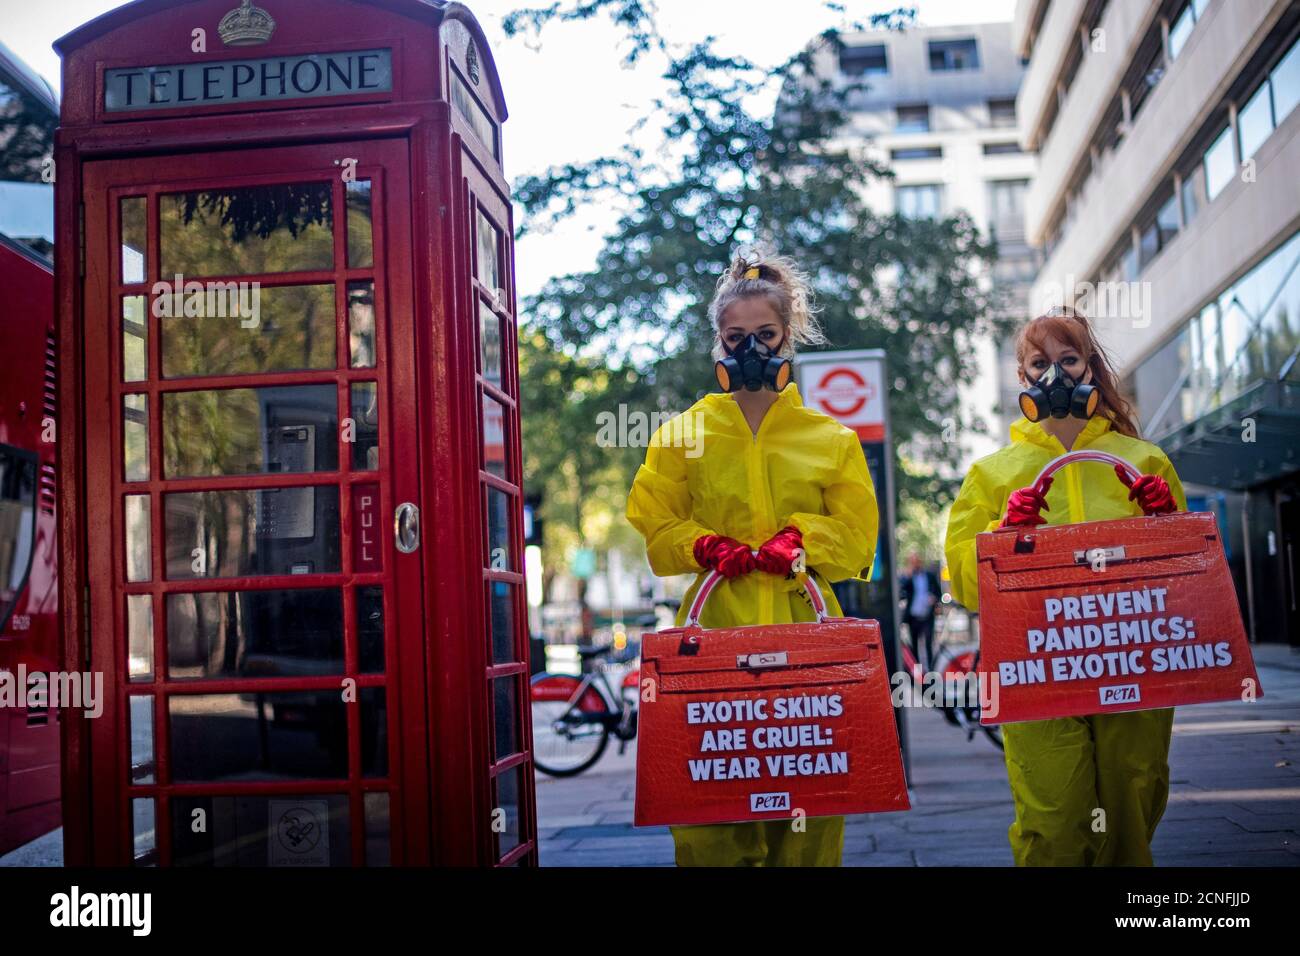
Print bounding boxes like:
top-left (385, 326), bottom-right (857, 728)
top-left (737, 652), bottom-right (788, 670)
top-left (1074, 546), bottom-right (1126, 565)
top-left (352, 484), bottom-right (382, 571)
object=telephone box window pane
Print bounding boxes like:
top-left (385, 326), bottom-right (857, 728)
top-left (121, 196), bottom-right (146, 284)
top-left (487, 580), bottom-right (515, 664)
top-left (485, 485), bottom-right (512, 571)
top-left (130, 695), bottom-right (155, 784)
top-left (169, 692), bottom-right (348, 781)
top-left (346, 180), bottom-right (374, 269)
top-left (492, 764), bottom-right (522, 859)
top-left (478, 299), bottom-right (501, 383)
top-left (357, 586), bottom-right (384, 673)
top-left (171, 794), bottom-right (350, 867)
top-left (123, 394), bottom-right (149, 482)
top-left (133, 798), bottom-right (157, 866)
top-left (476, 210), bottom-right (500, 293)
top-left (125, 494), bottom-right (152, 582)
top-left (364, 792), bottom-right (390, 866)
top-left (163, 385), bottom-right (338, 478)
top-left (162, 283), bottom-right (335, 378)
top-left (164, 486), bottom-right (341, 579)
top-left (166, 588), bottom-right (344, 680)
top-left (347, 281), bottom-right (376, 368)
top-left (349, 382), bottom-right (379, 471)
top-left (451, 70), bottom-right (499, 158)
top-left (481, 393), bottom-right (507, 478)
top-left (127, 593), bottom-right (153, 682)
top-left (122, 295), bottom-right (147, 381)
top-left (361, 688), bottom-right (387, 779)
top-left (492, 676), bottom-right (519, 760)
top-left (160, 183), bottom-right (334, 277)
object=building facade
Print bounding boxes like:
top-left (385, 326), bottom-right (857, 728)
top-left (819, 21), bottom-right (1039, 462)
top-left (1017, 0), bottom-right (1300, 645)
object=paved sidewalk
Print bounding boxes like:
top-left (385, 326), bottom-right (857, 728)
top-left (536, 644), bottom-right (1300, 866)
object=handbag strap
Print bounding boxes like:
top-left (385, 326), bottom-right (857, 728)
top-left (685, 560), bottom-right (830, 627)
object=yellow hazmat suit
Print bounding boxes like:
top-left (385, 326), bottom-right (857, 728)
top-left (626, 383), bottom-right (878, 866)
top-left (944, 414), bottom-right (1188, 866)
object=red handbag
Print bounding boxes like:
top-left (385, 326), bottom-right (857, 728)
top-left (635, 571), bottom-right (909, 827)
top-left (976, 450), bottom-right (1262, 724)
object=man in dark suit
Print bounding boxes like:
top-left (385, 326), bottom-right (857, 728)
top-left (899, 552), bottom-right (941, 671)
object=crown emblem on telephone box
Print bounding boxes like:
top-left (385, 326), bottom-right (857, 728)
top-left (219, 0), bottom-right (277, 46)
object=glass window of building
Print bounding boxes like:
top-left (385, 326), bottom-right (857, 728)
top-left (1237, 80), bottom-right (1275, 162)
top-left (891, 146), bottom-right (941, 161)
top-left (983, 141), bottom-right (1022, 155)
top-left (1180, 161), bottom-right (1206, 227)
top-left (1202, 124), bottom-right (1235, 201)
top-left (1272, 36), bottom-right (1300, 121)
top-left (1121, 241), bottom-right (1139, 283)
top-left (1127, 38), bottom-right (1166, 119)
top-left (895, 184), bottom-right (943, 220)
top-left (840, 44), bottom-right (888, 76)
top-left (988, 98), bottom-right (1017, 128)
top-left (988, 179), bottom-right (1028, 226)
top-left (928, 38), bottom-right (979, 72)
top-left (1167, 3), bottom-right (1196, 61)
top-left (895, 104), bottom-right (930, 133)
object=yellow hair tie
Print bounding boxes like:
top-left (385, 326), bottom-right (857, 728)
top-left (743, 266), bottom-right (761, 280)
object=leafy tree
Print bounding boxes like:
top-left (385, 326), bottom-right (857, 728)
top-left (506, 1), bottom-right (1010, 580)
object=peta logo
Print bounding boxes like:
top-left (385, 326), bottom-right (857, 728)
top-left (749, 791), bottom-right (791, 812)
top-left (49, 886), bottom-right (151, 936)
top-left (1099, 684), bottom-right (1140, 706)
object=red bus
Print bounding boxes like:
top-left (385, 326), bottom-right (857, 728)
top-left (0, 42), bottom-right (60, 857)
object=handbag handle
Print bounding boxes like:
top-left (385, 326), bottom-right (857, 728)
top-left (1023, 450), bottom-right (1166, 517)
top-left (1032, 450), bottom-right (1140, 491)
top-left (684, 558), bottom-right (830, 627)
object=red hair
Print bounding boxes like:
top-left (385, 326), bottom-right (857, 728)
top-left (1015, 309), bottom-right (1141, 438)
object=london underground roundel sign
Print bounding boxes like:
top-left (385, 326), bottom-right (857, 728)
top-left (799, 353), bottom-right (885, 441)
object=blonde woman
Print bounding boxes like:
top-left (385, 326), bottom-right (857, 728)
top-left (626, 251), bottom-right (879, 866)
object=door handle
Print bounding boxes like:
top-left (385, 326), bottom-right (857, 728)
top-left (394, 502), bottom-right (420, 553)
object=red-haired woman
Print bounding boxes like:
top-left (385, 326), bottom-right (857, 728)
top-left (944, 307), bottom-right (1187, 866)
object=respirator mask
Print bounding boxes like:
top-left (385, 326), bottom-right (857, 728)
top-left (1018, 362), bottom-right (1099, 422)
top-left (714, 333), bottom-right (792, 393)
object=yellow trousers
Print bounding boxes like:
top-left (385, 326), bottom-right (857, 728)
top-left (1002, 708), bottom-right (1174, 866)
top-left (670, 816), bottom-right (845, 867)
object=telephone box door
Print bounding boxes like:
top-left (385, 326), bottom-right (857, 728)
top-left (79, 138), bottom-right (428, 865)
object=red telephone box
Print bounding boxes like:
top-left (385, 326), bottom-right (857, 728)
top-left (54, 0), bottom-right (536, 865)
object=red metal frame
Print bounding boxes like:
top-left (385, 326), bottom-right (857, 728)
top-left (55, 0), bottom-right (535, 867)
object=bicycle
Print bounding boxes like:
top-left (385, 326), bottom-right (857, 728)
top-left (900, 607), bottom-right (1003, 750)
top-left (530, 644), bottom-right (641, 777)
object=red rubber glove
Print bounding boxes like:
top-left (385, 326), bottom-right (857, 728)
top-left (1001, 476), bottom-right (1053, 528)
top-left (1116, 464), bottom-right (1177, 515)
top-left (693, 535), bottom-right (757, 578)
top-left (755, 526), bottom-right (804, 575)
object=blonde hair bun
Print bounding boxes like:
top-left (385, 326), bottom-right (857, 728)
top-left (708, 248), bottom-right (825, 360)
